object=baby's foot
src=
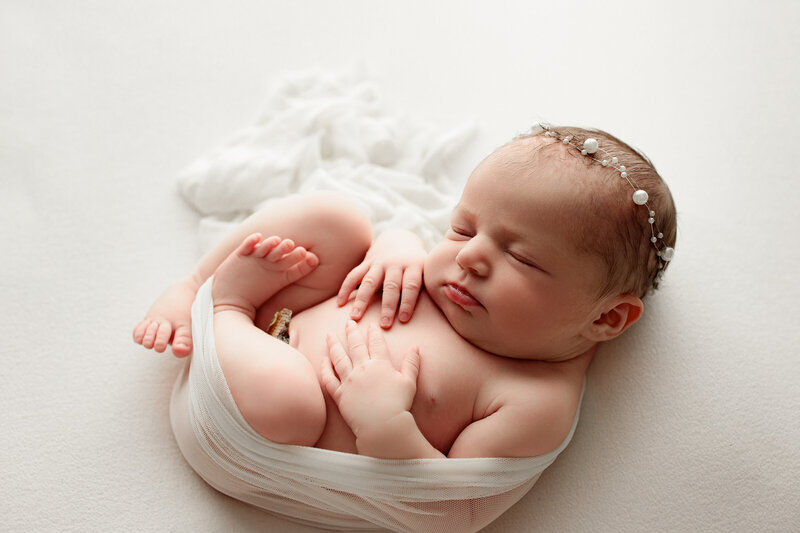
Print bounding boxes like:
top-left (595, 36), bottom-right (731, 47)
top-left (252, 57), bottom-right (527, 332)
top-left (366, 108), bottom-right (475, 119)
top-left (212, 233), bottom-right (319, 319)
top-left (133, 280), bottom-right (196, 357)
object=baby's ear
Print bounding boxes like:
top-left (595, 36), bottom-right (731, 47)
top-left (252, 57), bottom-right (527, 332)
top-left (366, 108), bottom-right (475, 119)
top-left (583, 294), bottom-right (644, 342)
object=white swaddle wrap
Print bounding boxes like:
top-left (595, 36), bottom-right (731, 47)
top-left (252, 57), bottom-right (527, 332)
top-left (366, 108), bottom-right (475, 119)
top-left (170, 279), bottom-right (583, 532)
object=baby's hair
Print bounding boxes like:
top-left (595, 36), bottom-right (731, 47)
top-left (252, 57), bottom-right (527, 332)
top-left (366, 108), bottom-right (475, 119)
top-left (511, 125), bottom-right (677, 300)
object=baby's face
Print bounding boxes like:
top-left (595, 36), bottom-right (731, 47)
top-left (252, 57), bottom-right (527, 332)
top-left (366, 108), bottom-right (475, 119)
top-left (424, 140), bottom-right (608, 360)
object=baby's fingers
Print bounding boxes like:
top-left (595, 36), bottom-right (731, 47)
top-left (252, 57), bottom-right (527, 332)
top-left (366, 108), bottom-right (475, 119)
top-left (326, 333), bottom-right (353, 379)
top-left (320, 357), bottom-right (341, 400)
top-left (401, 346), bottom-right (421, 384)
top-left (366, 323), bottom-right (391, 360)
top-left (344, 320), bottom-right (370, 364)
top-left (337, 262), bottom-right (370, 306)
top-left (397, 266), bottom-right (423, 323)
top-left (379, 267), bottom-right (403, 328)
top-left (350, 265), bottom-right (383, 320)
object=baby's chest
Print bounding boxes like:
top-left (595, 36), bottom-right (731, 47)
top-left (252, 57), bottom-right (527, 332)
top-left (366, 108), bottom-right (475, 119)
top-left (380, 304), bottom-right (493, 451)
top-left (292, 293), bottom-right (490, 452)
top-left (407, 350), bottom-right (482, 452)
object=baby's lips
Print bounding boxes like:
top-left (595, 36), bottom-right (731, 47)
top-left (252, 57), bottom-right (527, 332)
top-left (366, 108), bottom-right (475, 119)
top-left (445, 282), bottom-right (481, 307)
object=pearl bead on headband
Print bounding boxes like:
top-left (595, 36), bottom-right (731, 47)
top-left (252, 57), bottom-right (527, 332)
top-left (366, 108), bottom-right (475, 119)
top-left (524, 123), bottom-right (675, 285)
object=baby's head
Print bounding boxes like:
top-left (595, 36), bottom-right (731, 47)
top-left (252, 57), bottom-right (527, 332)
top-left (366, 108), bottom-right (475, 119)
top-left (514, 124), bottom-right (677, 300)
top-left (424, 124), bottom-right (677, 360)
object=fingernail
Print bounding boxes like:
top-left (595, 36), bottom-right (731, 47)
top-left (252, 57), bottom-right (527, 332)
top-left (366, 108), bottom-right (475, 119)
top-left (381, 317), bottom-right (390, 327)
top-left (350, 306), bottom-right (361, 318)
top-left (399, 312), bottom-right (409, 322)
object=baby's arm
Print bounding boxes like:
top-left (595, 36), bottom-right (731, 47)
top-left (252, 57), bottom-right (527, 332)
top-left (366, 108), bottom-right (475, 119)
top-left (336, 229), bottom-right (427, 328)
top-left (321, 321), bottom-right (445, 459)
top-left (322, 323), bottom-right (572, 459)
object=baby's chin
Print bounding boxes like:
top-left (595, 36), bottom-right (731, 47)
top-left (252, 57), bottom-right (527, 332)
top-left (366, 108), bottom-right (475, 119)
top-left (427, 289), bottom-right (520, 357)
top-left (449, 316), bottom-right (565, 361)
top-left (441, 311), bottom-right (528, 359)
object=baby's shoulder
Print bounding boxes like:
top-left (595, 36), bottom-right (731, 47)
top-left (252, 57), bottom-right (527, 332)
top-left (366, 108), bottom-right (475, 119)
top-left (475, 361), bottom-right (583, 456)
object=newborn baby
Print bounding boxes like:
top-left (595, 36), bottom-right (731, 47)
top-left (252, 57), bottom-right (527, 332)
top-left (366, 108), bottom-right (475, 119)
top-left (134, 124), bottom-right (677, 460)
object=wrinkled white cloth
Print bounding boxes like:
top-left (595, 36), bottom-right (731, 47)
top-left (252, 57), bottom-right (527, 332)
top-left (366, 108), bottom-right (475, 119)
top-left (176, 65), bottom-right (476, 251)
top-left (170, 278), bottom-right (583, 533)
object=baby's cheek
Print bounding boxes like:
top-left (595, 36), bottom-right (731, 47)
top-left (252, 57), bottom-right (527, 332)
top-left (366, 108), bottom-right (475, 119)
top-left (423, 244), bottom-right (449, 282)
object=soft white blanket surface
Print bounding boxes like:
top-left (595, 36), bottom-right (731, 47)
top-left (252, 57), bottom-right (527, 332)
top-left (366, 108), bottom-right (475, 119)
top-left (4, 3), bottom-right (799, 531)
top-left (177, 67), bottom-right (475, 251)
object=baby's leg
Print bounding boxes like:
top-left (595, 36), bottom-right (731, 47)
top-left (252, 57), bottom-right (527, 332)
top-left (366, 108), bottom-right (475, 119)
top-left (211, 234), bottom-right (325, 445)
top-left (209, 194), bottom-right (372, 445)
top-left (192, 193), bottom-right (373, 316)
top-left (134, 192), bottom-right (372, 356)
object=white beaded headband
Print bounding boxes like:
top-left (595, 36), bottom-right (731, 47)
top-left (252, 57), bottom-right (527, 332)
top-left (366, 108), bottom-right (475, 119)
top-left (520, 123), bottom-right (675, 286)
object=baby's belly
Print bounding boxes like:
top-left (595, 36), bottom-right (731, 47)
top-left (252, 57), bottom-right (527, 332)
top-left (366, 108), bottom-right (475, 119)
top-left (288, 292), bottom-right (482, 455)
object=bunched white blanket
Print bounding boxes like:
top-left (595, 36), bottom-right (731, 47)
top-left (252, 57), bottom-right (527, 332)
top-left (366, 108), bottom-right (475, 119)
top-left (170, 278), bottom-right (583, 532)
top-left (176, 66), bottom-right (476, 252)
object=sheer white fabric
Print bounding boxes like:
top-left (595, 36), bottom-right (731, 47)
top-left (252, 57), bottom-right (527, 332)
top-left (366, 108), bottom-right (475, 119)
top-left (170, 279), bottom-right (584, 532)
top-left (174, 65), bottom-right (476, 254)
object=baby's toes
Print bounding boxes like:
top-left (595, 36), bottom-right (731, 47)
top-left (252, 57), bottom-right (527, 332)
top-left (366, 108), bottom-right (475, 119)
top-left (275, 245), bottom-right (308, 267)
top-left (236, 233), bottom-right (263, 257)
top-left (265, 238), bottom-right (296, 262)
top-left (283, 250), bottom-right (319, 284)
top-left (153, 321), bottom-right (173, 353)
top-left (253, 235), bottom-right (282, 258)
top-left (172, 324), bottom-right (193, 358)
top-left (141, 320), bottom-right (161, 349)
top-left (133, 319), bottom-right (151, 344)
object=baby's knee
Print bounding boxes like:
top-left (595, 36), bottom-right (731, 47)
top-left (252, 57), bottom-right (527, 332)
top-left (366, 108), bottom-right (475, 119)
top-left (244, 366), bottom-right (327, 446)
top-left (304, 193), bottom-right (372, 248)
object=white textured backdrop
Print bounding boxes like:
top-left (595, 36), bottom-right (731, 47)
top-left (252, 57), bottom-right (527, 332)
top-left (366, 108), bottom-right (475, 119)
top-left (1, 1), bottom-right (798, 531)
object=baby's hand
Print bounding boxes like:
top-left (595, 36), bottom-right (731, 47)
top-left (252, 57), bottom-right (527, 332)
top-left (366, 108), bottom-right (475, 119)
top-left (336, 230), bottom-right (426, 328)
top-left (132, 280), bottom-right (196, 357)
top-left (321, 321), bottom-right (420, 438)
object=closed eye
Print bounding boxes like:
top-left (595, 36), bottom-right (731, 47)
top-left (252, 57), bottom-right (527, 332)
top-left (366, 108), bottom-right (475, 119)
top-left (509, 252), bottom-right (532, 265)
top-left (508, 251), bottom-right (548, 273)
top-left (449, 226), bottom-right (473, 238)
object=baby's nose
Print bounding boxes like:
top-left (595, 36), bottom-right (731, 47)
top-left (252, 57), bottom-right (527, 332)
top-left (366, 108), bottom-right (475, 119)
top-left (456, 239), bottom-right (490, 277)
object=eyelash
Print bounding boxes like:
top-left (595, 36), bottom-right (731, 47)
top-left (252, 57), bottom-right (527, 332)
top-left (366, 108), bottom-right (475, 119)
top-left (508, 252), bottom-right (535, 267)
top-left (450, 226), bottom-right (473, 238)
top-left (451, 226), bottom-right (536, 268)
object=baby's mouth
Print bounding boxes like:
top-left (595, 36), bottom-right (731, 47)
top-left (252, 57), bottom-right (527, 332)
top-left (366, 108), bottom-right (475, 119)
top-left (444, 283), bottom-right (481, 308)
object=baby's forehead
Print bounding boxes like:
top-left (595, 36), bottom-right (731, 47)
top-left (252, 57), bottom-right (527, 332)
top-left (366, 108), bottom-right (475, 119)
top-left (487, 136), bottom-right (607, 193)
top-left (475, 135), bottom-right (626, 241)
top-left (501, 135), bottom-right (584, 167)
